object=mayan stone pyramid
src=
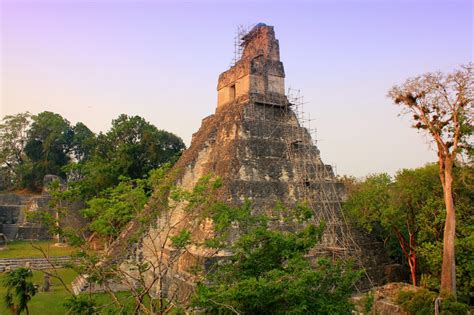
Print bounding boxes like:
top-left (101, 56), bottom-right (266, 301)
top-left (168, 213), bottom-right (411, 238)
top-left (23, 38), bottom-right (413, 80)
top-left (168, 23), bottom-right (352, 249)
top-left (136, 23), bottom-right (388, 301)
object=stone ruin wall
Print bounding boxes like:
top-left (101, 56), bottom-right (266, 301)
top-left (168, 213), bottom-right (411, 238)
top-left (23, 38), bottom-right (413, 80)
top-left (0, 193), bottom-right (51, 240)
top-left (0, 176), bottom-right (87, 241)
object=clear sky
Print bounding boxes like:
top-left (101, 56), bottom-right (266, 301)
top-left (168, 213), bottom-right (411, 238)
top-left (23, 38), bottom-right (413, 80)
top-left (1, 0), bottom-right (472, 177)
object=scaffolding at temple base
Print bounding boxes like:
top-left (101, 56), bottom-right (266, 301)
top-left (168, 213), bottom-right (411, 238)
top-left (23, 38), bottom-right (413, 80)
top-left (285, 88), bottom-right (354, 253)
top-left (240, 87), bottom-right (374, 288)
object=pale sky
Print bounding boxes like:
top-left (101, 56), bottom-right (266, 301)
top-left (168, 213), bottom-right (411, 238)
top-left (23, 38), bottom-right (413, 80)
top-left (1, 0), bottom-right (472, 177)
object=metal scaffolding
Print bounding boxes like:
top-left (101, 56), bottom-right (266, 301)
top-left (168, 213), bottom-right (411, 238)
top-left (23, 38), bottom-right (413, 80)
top-left (220, 25), bottom-right (374, 288)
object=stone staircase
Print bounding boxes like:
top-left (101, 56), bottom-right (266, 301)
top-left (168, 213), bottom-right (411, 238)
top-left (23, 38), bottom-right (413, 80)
top-left (72, 274), bottom-right (90, 295)
top-left (0, 256), bottom-right (75, 271)
top-left (71, 274), bottom-right (130, 295)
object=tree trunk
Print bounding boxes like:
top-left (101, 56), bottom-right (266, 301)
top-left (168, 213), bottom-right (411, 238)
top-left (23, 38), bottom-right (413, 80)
top-left (393, 227), bottom-right (417, 286)
top-left (408, 254), bottom-right (417, 286)
top-left (440, 159), bottom-right (456, 296)
top-left (409, 232), bottom-right (416, 286)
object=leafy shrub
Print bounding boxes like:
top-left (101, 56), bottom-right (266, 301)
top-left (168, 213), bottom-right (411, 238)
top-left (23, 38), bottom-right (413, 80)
top-left (439, 296), bottom-right (469, 315)
top-left (64, 296), bottom-right (98, 315)
top-left (396, 288), bottom-right (469, 315)
top-left (193, 219), bottom-right (361, 314)
top-left (363, 291), bottom-right (375, 314)
top-left (396, 288), bottom-right (436, 315)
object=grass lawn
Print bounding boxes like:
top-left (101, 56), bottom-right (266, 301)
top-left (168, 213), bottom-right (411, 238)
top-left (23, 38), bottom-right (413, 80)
top-left (0, 241), bottom-right (78, 259)
top-left (0, 268), bottom-right (134, 314)
top-left (0, 268), bottom-right (77, 314)
top-left (0, 242), bottom-right (136, 314)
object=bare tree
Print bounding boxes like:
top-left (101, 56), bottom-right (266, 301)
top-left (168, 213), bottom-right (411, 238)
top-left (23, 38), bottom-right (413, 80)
top-left (388, 63), bottom-right (473, 297)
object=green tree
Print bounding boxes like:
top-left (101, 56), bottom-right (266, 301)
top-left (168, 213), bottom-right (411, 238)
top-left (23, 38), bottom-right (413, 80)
top-left (105, 114), bottom-right (185, 179)
top-left (0, 112), bottom-right (31, 189)
top-left (67, 115), bottom-right (185, 200)
top-left (344, 164), bottom-right (473, 302)
top-left (3, 268), bottom-right (37, 315)
top-left (342, 173), bottom-right (392, 234)
top-left (344, 167), bottom-right (444, 286)
top-left (63, 295), bottom-right (98, 315)
top-left (388, 64), bottom-right (473, 296)
top-left (71, 122), bottom-right (96, 163)
top-left (24, 111), bottom-right (73, 190)
top-left (193, 217), bottom-right (361, 314)
top-left (65, 156), bottom-right (119, 199)
top-left (81, 177), bottom-right (148, 244)
top-left (390, 166), bottom-right (444, 286)
top-left (416, 165), bottom-right (473, 303)
top-left (0, 111), bottom-right (97, 191)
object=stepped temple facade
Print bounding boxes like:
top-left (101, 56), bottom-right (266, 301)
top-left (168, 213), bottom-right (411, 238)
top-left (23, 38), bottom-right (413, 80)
top-left (130, 23), bottom-right (391, 302)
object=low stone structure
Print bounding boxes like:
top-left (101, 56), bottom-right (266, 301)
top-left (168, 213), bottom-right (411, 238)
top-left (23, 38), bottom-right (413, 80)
top-left (0, 175), bottom-right (86, 241)
top-left (72, 274), bottom-right (130, 295)
top-left (0, 192), bottom-right (50, 240)
top-left (0, 256), bottom-right (76, 272)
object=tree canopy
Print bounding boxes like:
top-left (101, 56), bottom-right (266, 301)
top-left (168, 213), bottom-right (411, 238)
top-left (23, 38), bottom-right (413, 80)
top-left (344, 163), bottom-right (473, 303)
top-left (102, 114), bottom-right (185, 180)
top-left (23, 111), bottom-right (74, 189)
top-left (193, 207), bottom-right (361, 314)
top-left (67, 114), bottom-right (185, 199)
top-left (0, 112), bottom-right (31, 188)
top-left (0, 111), bottom-right (185, 193)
